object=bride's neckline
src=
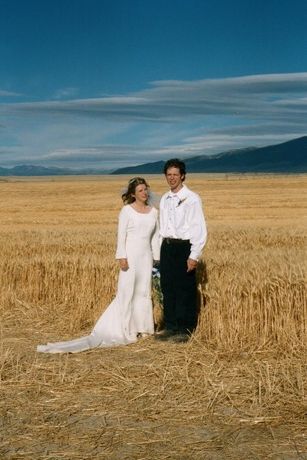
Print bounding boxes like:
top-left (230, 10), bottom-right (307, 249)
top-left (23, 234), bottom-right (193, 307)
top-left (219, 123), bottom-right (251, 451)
top-left (129, 204), bottom-right (153, 215)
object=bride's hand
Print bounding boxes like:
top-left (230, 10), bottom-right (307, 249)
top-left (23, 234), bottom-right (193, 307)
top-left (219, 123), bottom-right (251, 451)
top-left (119, 258), bottom-right (129, 271)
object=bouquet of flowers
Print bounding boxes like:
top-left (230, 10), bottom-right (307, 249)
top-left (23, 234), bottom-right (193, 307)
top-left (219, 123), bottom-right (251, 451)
top-left (152, 263), bottom-right (163, 308)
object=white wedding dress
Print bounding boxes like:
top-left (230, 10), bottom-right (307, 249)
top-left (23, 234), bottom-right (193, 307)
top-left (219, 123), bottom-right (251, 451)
top-left (37, 205), bottom-right (160, 353)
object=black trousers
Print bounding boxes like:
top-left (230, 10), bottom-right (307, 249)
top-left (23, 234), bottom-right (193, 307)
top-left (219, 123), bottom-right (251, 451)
top-left (160, 239), bottom-right (197, 333)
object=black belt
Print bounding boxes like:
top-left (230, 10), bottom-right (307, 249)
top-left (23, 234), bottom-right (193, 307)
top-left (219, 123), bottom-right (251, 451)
top-left (163, 237), bottom-right (190, 244)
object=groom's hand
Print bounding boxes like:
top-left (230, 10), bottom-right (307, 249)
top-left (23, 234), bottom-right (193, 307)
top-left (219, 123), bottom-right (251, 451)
top-left (187, 258), bottom-right (197, 272)
top-left (119, 258), bottom-right (129, 271)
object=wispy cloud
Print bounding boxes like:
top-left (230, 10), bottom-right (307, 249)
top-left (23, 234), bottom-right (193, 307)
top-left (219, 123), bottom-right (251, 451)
top-left (0, 90), bottom-right (21, 97)
top-left (0, 73), bottom-right (306, 168)
top-left (4, 73), bottom-right (307, 119)
top-left (53, 87), bottom-right (79, 100)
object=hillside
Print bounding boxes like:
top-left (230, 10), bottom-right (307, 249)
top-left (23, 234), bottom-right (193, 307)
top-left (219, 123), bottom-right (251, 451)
top-left (112, 136), bottom-right (307, 174)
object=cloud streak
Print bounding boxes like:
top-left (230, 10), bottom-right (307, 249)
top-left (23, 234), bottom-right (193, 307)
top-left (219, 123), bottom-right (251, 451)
top-left (0, 73), bottom-right (306, 169)
top-left (0, 90), bottom-right (21, 97)
top-left (3, 73), bottom-right (307, 119)
top-left (52, 87), bottom-right (79, 100)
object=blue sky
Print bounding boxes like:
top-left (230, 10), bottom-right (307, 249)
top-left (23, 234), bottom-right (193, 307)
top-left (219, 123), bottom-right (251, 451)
top-left (0, 0), bottom-right (307, 170)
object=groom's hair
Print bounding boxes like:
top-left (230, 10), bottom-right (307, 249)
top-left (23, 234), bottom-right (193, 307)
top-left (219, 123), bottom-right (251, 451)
top-left (163, 158), bottom-right (186, 181)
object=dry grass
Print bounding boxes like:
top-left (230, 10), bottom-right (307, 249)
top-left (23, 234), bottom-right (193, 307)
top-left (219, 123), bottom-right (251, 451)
top-left (0, 174), bottom-right (306, 459)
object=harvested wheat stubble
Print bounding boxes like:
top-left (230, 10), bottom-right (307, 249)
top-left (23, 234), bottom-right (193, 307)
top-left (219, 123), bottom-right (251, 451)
top-left (0, 174), bottom-right (306, 459)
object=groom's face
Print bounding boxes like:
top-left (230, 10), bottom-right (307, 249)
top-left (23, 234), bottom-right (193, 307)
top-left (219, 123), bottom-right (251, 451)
top-left (165, 166), bottom-right (184, 193)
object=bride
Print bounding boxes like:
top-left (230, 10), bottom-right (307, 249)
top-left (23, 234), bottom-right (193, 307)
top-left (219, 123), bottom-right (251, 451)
top-left (37, 177), bottom-right (160, 353)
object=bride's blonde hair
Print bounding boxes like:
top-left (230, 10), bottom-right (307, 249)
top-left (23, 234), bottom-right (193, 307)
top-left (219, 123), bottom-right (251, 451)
top-left (121, 177), bottom-right (149, 204)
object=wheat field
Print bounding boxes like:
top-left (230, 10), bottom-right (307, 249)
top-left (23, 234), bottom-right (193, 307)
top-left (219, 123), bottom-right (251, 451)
top-left (0, 174), bottom-right (306, 459)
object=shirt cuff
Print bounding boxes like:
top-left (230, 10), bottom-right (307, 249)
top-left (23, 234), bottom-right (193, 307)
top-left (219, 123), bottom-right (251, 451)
top-left (189, 250), bottom-right (199, 261)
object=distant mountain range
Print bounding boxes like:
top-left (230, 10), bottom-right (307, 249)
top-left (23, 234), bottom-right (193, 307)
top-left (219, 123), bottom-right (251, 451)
top-left (112, 136), bottom-right (307, 174)
top-left (0, 136), bottom-right (306, 177)
top-left (0, 164), bottom-right (108, 177)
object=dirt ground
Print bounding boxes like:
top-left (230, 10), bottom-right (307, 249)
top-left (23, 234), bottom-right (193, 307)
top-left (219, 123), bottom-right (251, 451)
top-left (1, 327), bottom-right (306, 460)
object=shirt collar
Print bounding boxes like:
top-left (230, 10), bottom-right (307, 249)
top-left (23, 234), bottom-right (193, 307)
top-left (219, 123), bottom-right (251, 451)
top-left (167, 184), bottom-right (188, 199)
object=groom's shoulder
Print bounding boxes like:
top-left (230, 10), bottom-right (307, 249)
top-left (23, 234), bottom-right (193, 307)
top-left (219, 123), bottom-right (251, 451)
top-left (183, 188), bottom-right (204, 208)
top-left (184, 185), bottom-right (201, 200)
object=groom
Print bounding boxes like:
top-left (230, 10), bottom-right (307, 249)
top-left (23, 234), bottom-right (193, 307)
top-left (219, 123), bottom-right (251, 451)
top-left (156, 158), bottom-right (207, 342)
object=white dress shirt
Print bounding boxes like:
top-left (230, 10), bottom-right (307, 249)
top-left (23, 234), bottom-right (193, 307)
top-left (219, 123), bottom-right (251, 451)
top-left (159, 184), bottom-right (207, 260)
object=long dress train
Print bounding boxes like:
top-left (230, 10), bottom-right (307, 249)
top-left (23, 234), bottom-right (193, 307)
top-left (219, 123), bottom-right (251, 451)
top-left (37, 205), bottom-right (160, 353)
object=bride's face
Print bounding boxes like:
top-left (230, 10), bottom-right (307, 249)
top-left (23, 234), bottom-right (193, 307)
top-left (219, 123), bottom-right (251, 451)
top-left (133, 184), bottom-right (149, 203)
